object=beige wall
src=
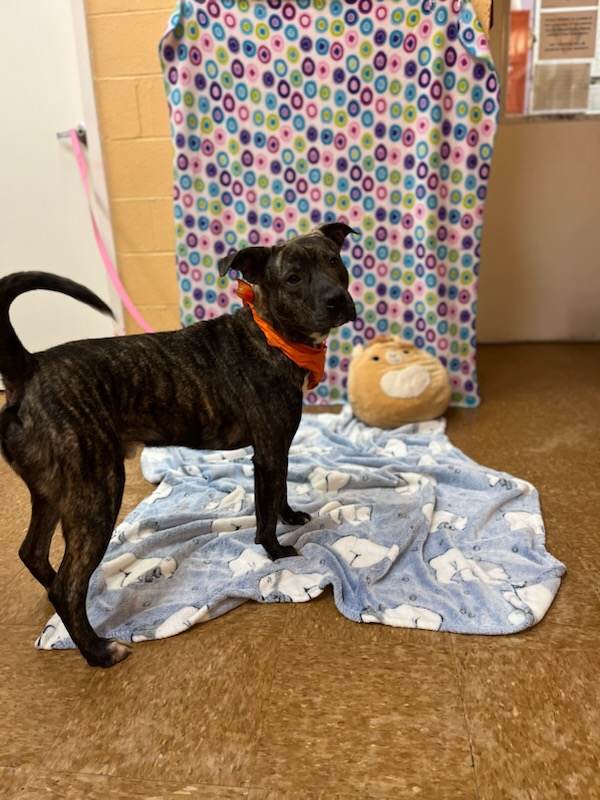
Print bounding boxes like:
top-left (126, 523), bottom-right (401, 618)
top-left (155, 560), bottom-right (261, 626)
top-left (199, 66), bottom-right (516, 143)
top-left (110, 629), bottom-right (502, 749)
top-left (477, 122), bottom-right (600, 344)
top-left (89, 0), bottom-right (559, 340)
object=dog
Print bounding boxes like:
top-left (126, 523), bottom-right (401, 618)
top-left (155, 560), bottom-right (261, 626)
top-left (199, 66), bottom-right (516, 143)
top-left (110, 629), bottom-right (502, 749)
top-left (0, 222), bottom-right (357, 667)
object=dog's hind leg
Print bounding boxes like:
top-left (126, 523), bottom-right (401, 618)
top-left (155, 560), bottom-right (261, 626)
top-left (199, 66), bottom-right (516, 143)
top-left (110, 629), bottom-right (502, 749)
top-left (49, 461), bottom-right (130, 668)
top-left (19, 493), bottom-right (59, 589)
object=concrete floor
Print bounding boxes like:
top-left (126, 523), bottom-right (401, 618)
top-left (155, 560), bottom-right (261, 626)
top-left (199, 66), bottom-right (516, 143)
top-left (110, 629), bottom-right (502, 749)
top-left (0, 343), bottom-right (599, 799)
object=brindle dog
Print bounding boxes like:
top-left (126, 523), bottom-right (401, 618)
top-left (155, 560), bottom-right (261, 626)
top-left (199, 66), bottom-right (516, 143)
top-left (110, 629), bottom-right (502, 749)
top-left (0, 222), bottom-right (357, 667)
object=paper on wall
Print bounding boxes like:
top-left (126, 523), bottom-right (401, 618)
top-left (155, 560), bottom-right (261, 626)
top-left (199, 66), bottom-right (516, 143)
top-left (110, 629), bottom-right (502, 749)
top-left (538, 10), bottom-right (597, 60)
top-left (532, 62), bottom-right (591, 110)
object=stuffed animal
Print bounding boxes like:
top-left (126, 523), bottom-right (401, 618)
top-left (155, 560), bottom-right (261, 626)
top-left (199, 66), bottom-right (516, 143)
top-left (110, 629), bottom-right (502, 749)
top-left (348, 337), bottom-right (451, 428)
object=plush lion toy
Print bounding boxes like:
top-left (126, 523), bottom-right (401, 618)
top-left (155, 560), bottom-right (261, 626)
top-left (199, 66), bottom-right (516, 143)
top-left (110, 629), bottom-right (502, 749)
top-left (348, 336), bottom-right (451, 429)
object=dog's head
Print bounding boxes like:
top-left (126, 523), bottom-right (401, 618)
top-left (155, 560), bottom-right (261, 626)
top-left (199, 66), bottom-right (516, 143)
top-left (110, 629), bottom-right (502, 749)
top-left (217, 223), bottom-right (358, 344)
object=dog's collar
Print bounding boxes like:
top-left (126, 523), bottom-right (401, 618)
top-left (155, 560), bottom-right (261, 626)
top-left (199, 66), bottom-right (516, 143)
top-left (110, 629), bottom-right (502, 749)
top-left (236, 280), bottom-right (326, 390)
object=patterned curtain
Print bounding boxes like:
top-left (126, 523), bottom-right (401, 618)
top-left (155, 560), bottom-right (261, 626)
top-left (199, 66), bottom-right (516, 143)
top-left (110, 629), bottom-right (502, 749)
top-left (160, 0), bottom-right (498, 406)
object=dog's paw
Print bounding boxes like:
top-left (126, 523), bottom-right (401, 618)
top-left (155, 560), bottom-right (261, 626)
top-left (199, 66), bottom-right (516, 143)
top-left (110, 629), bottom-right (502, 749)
top-left (280, 507), bottom-right (311, 526)
top-left (85, 639), bottom-right (132, 668)
top-left (258, 542), bottom-right (300, 560)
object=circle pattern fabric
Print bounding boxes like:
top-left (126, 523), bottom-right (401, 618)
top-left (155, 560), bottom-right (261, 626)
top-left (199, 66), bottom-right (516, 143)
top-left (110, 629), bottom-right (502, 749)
top-left (160, 0), bottom-right (499, 406)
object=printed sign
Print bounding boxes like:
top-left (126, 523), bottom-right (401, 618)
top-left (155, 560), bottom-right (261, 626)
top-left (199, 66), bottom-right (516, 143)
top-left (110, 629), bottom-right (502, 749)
top-left (538, 10), bottom-right (597, 59)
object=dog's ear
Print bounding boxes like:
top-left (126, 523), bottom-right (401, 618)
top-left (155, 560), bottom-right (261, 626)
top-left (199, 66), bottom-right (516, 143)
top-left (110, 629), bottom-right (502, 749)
top-left (318, 223), bottom-right (360, 248)
top-left (217, 247), bottom-right (271, 283)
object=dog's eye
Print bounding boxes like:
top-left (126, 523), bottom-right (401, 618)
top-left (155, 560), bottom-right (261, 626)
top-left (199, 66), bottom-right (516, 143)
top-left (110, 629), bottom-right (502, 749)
top-left (329, 256), bottom-right (340, 266)
top-left (286, 274), bottom-right (301, 285)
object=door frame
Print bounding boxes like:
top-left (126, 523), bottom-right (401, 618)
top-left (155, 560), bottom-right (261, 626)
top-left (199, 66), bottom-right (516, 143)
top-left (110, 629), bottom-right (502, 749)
top-left (71, 0), bottom-right (125, 336)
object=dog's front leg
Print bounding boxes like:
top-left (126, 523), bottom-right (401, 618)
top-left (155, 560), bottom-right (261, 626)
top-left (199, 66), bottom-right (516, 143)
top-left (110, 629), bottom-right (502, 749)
top-left (279, 494), bottom-right (310, 525)
top-left (280, 500), bottom-right (311, 526)
top-left (279, 463), bottom-right (311, 527)
top-left (253, 447), bottom-right (299, 560)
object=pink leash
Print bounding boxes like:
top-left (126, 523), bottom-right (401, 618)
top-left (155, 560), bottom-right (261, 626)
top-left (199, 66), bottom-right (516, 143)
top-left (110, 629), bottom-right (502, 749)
top-left (68, 128), bottom-right (155, 334)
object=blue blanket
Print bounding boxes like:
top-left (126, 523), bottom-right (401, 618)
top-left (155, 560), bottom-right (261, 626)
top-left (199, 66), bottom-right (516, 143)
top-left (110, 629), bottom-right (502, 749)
top-left (37, 409), bottom-right (565, 649)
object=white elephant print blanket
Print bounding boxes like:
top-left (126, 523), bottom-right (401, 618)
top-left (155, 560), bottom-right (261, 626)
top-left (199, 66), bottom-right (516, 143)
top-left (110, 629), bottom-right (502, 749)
top-left (37, 408), bottom-right (565, 649)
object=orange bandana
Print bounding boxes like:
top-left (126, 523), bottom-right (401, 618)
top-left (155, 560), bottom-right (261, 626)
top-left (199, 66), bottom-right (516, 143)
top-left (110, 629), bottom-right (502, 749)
top-left (236, 280), bottom-right (326, 389)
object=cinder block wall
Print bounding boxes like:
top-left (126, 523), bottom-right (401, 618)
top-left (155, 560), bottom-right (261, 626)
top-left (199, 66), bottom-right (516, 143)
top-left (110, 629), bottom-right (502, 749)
top-left (86, 0), bottom-right (491, 334)
top-left (86, 0), bottom-right (179, 332)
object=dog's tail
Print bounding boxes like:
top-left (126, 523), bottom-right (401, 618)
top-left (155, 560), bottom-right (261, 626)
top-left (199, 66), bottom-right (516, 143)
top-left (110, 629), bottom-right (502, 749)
top-left (0, 271), bottom-right (114, 389)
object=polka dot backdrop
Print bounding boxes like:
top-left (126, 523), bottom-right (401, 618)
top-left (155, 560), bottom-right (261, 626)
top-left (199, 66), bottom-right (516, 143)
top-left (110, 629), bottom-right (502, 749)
top-left (159, 0), bottom-right (498, 406)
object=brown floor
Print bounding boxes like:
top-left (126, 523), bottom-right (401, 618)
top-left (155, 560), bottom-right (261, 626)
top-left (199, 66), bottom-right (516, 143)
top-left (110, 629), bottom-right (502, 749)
top-left (1, 343), bottom-right (599, 799)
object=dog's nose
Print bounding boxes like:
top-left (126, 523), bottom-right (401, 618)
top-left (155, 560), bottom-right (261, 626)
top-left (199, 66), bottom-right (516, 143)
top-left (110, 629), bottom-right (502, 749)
top-left (325, 289), bottom-right (349, 315)
top-left (325, 290), bottom-right (356, 324)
